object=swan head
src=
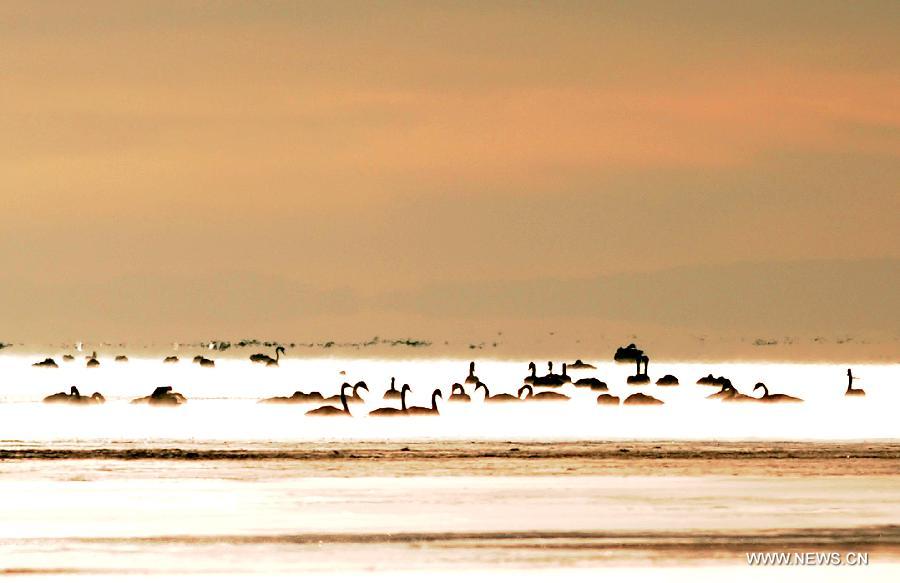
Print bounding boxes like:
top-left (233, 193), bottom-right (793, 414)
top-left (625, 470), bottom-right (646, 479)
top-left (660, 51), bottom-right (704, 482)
top-left (401, 384), bottom-right (412, 394)
top-left (451, 382), bottom-right (464, 393)
top-left (433, 388), bottom-right (443, 400)
top-left (518, 384), bottom-right (533, 399)
top-left (752, 382), bottom-right (769, 397)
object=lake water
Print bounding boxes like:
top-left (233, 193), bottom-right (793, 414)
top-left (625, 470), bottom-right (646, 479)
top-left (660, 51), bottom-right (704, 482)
top-left (0, 354), bottom-right (898, 579)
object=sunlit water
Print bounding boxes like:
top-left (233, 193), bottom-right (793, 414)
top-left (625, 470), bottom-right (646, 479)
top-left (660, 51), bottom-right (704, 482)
top-left (0, 354), bottom-right (898, 578)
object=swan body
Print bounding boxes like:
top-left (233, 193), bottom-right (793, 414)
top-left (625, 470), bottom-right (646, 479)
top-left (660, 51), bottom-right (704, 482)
top-left (407, 389), bottom-right (442, 416)
top-left (131, 386), bottom-right (186, 406)
top-left (518, 384), bottom-right (569, 401)
top-left (86, 352), bottom-right (100, 368)
top-left (656, 374), bottom-right (679, 386)
top-left (250, 346), bottom-right (285, 366)
top-left (307, 382), bottom-right (363, 416)
top-left (626, 356), bottom-right (650, 385)
top-left (574, 377), bottom-right (608, 391)
top-left (448, 383), bottom-right (471, 402)
top-left (475, 381), bottom-right (518, 402)
top-left (115, 355), bottom-right (128, 362)
top-left (32, 358), bottom-right (58, 368)
top-left (464, 361), bottom-right (479, 384)
top-left (370, 384), bottom-right (410, 416)
top-left (753, 382), bottom-right (802, 403)
top-left (197, 356), bottom-right (215, 367)
top-left (260, 390), bottom-right (325, 404)
top-left (43, 386), bottom-right (105, 405)
top-left (623, 392), bottom-right (664, 406)
top-left (596, 394), bottom-right (620, 405)
top-left (383, 377), bottom-right (401, 400)
top-left (62, 354), bottom-right (75, 361)
top-left (697, 374), bottom-right (730, 387)
top-left (567, 359), bottom-right (595, 369)
top-left (163, 356), bottom-right (179, 364)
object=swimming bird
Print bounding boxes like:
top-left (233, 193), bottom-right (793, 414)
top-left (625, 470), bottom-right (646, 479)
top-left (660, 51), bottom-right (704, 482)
top-left (574, 377), bottom-right (608, 391)
top-left (623, 392), bottom-right (663, 405)
top-left (62, 354), bottom-right (75, 361)
top-left (518, 384), bottom-right (569, 401)
top-left (464, 361), bottom-right (479, 384)
top-left (259, 390), bottom-right (325, 404)
top-left (250, 346), bottom-right (285, 366)
top-left (131, 386), bottom-right (187, 406)
top-left (383, 377), bottom-right (402, 400)
top-left (306, 382), bottom-right (363, 416)
top-left (532, 362), bottom-right (568, 387)
top-left (614, 343), bottom-right (644, 363)
top-left (567, 359), bottom-right (596, 369)
top-left (596, 394), bottom-right (620, 405)
top-left (43, 386), bottom-right (105, 405)
top-left (656, 374), bottom-right (679, 386)
top-left (369, 384), bottom-right (411, 416)
top-left (626, 355), bottom-right (650, 384)
top-left (163, 355), bottom-right (179, 364)
top-left (197, 356), bottom-right (215, 367)
top-left (86, 351), bottom-right (100, 368)
top-left (407, 389), bottom-right (443, 416)
top-left (845, 369), bottom-right (865, 397)
top-left (524, 362), bottom-right (539, 383)
top-left (697, 374), bottom-right (730, 387)
top-left (706, 380), bottom-right (756, 402)
top-left (474, 381), bottom-right (519, 402)
top-left (752, 382), bottom-right (802, 403)
top-left (32, 358), bottom-right (58, 368)
top-left (322, 381), bottom-right (368, 405)
top-left (448, 383), bottom-right (471, 402)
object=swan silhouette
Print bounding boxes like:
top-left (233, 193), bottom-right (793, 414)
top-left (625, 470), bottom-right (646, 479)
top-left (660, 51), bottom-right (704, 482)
top-left (524, 362), bottom-right (538, 384)
top-left (32, 358), bottom-right (58, 368)
top-left (383, 377), bottom-right (402, 400)
top-left (86, 352), bottom-right (100, 368)
top-left (518, 384), bottom-right (569, 401)
top-left (596, 394), bottom-right (620, 405)
top-left (532, 362), bottom-right (568, 387)
top-left (62, 354), bottom-right (75, 361)
top-left (752, 382), bottom-right (803, 403)
top-left (464, 362), bottom-right (479, 384)
top-left (448, 383), bottom-right (471, 402)
top-left (475, 381), bottom-right (518, 402)
top-left (614, 343), bottom-right (644, 362)
top-left (407, 389), bottom-right (442, 416)
top-left (115, 355), bottom-right (128, 362)
top-left (260, 389), bottom-right (325, 404)
top-left (131, 386), bottom-right (186, 406)
top-left (697, 374), bottom-right (730, 386)
top-left (163, 355), bottom-right (179, 364)
top-left (845, 369), bottom-right (865, 397)
top-left (626, 356), bottom-right (650, 384)
top-left (370, 384), bottom-right (410, 416)
top-left (306, 382), bottom-right (364, 416)
top-left (322, 381), bottom-right (368, 405)
top-left (250, 346), bottom-right (284, 366)
top-left (623, 392), bottom-right (663, 405)
top-left (706, 380), bottom-right (756, 402)
top-left (574, 377), bottom-right (608, 391)
top-left (197, 356), bottom-right (215, 367)
top-left (656, 374), bottom-right (679, 386)
top-left (43, 386), bottom-right (105, 405)
top-left (567, 359), bottom-right (595, 369)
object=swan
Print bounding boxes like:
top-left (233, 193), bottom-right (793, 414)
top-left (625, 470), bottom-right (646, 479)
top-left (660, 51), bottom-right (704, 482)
top-left (464, 361), bottom-right (479, 384)
top-left (86, 351), bottom-right (100, 368)
top-left (43, 386), bottom-right (104, 405)
top-left (753, 382), bottom-right (803, 403)
top-left (197, 356), bottom-right (215, 367)
top-left (250, 346), bottom-right (284, 366)
top-left (259, 390), bottom-right (324, 404)
top-left (131, 386), bottom-right (187, 406)
top-left (369, 384), bottom-right (410, 416)
top-left (614, 343), bottom-right (644, 362)
top-left (474, 381), bottom-right (519, 402)
top-left (524, 362), bottom-right (538, 383)
top-left (596, 394), bottom-right (620, 405)
top-left (518, 384), bottom-right (569, 401)
top-left (32, 358), bottom-right (58, 368)
top-left (532, 362), bottom-right (567, 387)
top-left (115, 355), bottom-right (128, 362)
top-left (656, 374), bottom-right (679, 386)
top-left (62, 354), bottom-right (75, 361)
top-left (163, 355), bottom-right (179, 364)
top-left (574, 377), bottom-right (608, 391)
top-left (448, 383), bottom-right (471, 402)
top-left (306, 382), bottom-right (363, 416)
top-left (407, 389), bottom-right (442, 415)
top-left (322, 381), bottom-right (368, 405)
top-left (626, 355), bottom-right (650, 384)
top-left (623, 392), bottom-right (664, 405)
top-left (383, 377), bottom-right (402, 400)
top-left (697, 374), bottom-right (730, 387)
top-left (567, 359), bottom-right (595, 369)
top-left (845, 369), bottom-right (865, 397)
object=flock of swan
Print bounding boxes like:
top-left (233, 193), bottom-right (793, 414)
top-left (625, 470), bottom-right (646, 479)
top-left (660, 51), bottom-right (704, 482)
top-left (30, 343), bottom-right (866, 412)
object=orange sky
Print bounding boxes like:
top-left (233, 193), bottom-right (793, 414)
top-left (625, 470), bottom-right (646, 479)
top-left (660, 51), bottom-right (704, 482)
top-left (0, 1), bottom-right (897, 346)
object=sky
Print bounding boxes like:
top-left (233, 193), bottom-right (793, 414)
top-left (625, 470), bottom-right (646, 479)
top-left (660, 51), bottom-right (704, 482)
top-left (1, 1), bottom-right (898, 353)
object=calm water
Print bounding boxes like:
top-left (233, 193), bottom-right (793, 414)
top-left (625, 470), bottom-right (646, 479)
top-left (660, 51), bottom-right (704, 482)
top-left (0, 354), bottom-right (898, 578)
